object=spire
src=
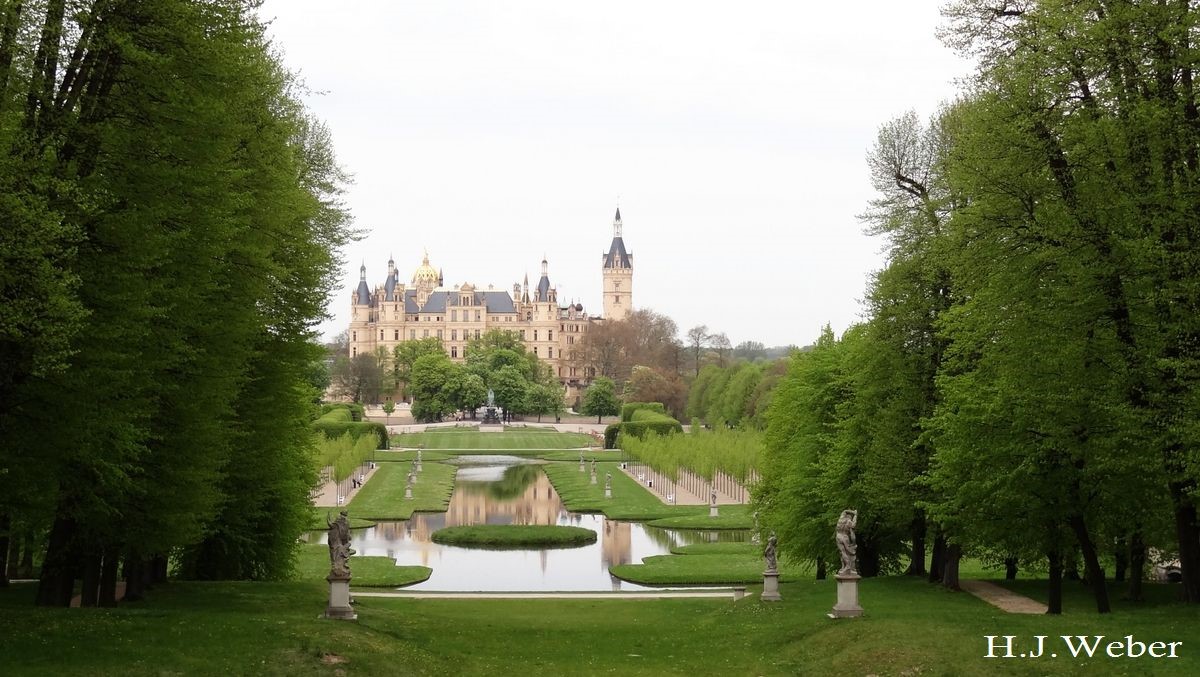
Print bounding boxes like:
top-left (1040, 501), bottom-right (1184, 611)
top-left (541, 256), bottom-right (548, 277)
top-left (359, 260), bottom-right (366, 280)
top-left (613, 207), bottom-right (623, 238)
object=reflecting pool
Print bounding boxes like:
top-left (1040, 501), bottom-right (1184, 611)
top-left (312, 455), bottom-right (746, 591)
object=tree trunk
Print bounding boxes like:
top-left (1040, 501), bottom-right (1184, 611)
top-left (596, 414), bottom-right (601, 424)
top-left (149, 555), bottom-right (168, 585)
top-left (941, 543), bottom-right (961, 591)
top-left (815, 556), bottom-right (826, 580)
top-left (18, 533), bottom-right (33, 578)
top-left (80, 549), bottom-right (101, 607)
top-left (1169, 482), bottom-right (1200, 603)
top-left (929, 532), bottom-right (946, 584)
top-left (35, 515), bottom-right (76, 607)
top-left (1004, 556), bottom-right (1018, 580)
top-left (0, 512), bottom-right (9, 586)
top-left (1064, 547), bottom-right (1080, 581)
top-left (5, 531), bottom-right (19, 582)
top-left (1047, 549), bottom-right (1063, 615)
top-left (1114, 537), bottom-right (1128, 583)
top-left (1127, 532), bottom-right (1146, 602)
top-left (123, 557), bottom-right (146, 602)
top-left (1069, 514), bottom-right (1111, 613)
top-left (99, 546), bottom-right (120, 607)
top-left (905, 512), bottom-right (926, 576)
top-left (858, 539), bottom-right (881, 577)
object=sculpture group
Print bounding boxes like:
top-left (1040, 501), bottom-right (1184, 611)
top-left (325, 510), bottom-right (356, 620)
top-left (829, 508), bottom-right (863, 618)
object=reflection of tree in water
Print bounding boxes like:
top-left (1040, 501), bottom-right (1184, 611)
top-left (458, 464), bottom-right (541, 501)
top-left (640, 524), bottom-right (752, 550)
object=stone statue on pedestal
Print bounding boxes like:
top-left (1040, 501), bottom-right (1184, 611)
top-left (836, 509), bottom-right (858, 576)
top-left (764, 531), bottom-right (778, 573)
top-left (760, 530), bottom-right (781, 601)
top-left (327, 510), bottom-right (354, 578)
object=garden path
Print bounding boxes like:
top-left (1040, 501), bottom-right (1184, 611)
top-left (312, 463), bottom-right (380, 508)
top-left (959, 580), bottom-right (1048, 614)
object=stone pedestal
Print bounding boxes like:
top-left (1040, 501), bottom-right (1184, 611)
top-left (709, 505), bottom-right (719, 518)
top-left (325, 575), bottom-right (356, 620)
top-left (404, 485), bottom-right (413, 500)
top-left (828, 574), bottom-right (863, 618)
top-left (761, 570), bottom-right (781, 601)
top-left (580, 461), bottom-right (586, 472)
top-left (604, 487), bottom-right (612, 498)
top-left (590, 472), bottom-right (597, 485)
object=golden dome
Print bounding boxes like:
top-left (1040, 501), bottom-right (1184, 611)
top-left (412, 252), bottom-right (439, 284)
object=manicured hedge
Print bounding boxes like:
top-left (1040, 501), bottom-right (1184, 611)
top-left (320, 402), bottom-right (364, 421)
top-left (605, 409), bottom-right (682, 448)
top-left (620, 402), bottom-right (666, 422)
top-left (313, 419), bottom-right (388, 449)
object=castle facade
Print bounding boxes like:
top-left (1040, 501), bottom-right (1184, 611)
top-left (348, 209), bottom-right (634, 398)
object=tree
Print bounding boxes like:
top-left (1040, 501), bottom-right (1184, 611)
top-left (624, 366), bottom-right (687, 419)
top-left (686, 325), bottom-right (710, 377)
top-left (733, 340), bottom-right (767, 362)
top-left (526, 383), bottom-right (564, 423)
top-left (392, 337), bottom-right (445, 401)
top-left (381, 400), bottom-right (395, 424)
top-left (580, 377), bottom-right (621, 423)
top-left (445, 372), bottom-right (487, 419)
top-left (409, 353), bottom-right (458, 422)
top-left (490, 365), bottom-right (530, 422)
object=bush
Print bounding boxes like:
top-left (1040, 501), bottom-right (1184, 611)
top-left (318, 402), bottom-right (364, 421)
top-left (604, 423), bottom-right (621, 449)
top-left (621, 402), bottom-right (666, 422)
top-left (312, 419), bottom-right (388, 449)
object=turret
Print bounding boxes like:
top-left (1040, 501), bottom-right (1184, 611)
top-left (602, 208), bottom-right (633, 320)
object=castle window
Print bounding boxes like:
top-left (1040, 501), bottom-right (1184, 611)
top-left (437, 317), bottom-right (442, 322)
top-left (475, 310), bottom-right (481, 321)
top-left (423, 330), bottom-right (429, 338)
top-left (548, 347), bottom-right (553, 358)
top-left (451, 310), bottom-right (457, 321)
top-left (352, 347), bottom-right (356, 357)
top-left (548, 330), bottom-right (553, 341)
top-left (533, 347), bottom-right (538, 356)
top-left (352, 331), bottom-right (357, 342)
top-left (410, 330), bottom-right (416, 340)
top-left (475, 330), bottom-right (480, 339)
top-left (380, 330), bottom-right (384, 340)
top-left (451, 330), bottom-right (457, 341)
top-left (394, 330), bottom-right (399, 340)
top-left (615, 296), bottom-right (620, 304)
top-left (437, 329), bottom-right (443, 339)
top-left (533, 330), bottom-right (538, 341)
top-left (451, 346), bottom-right (458, 358)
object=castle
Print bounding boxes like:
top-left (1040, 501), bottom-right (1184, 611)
top-left (348, 208), bottom-right (634, 399)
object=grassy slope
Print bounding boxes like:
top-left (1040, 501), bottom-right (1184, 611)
top-left (537, 450), bottom-right (624, 462)
top-left (646, 505), bottom-right (753, 530)
top-left (543, 461), bottom-right (708, 520)
top-left (294, 544), bottom-right (430, 588)
top-left (2, 577), bottom-right (1197, 675)
top-left (391, 430), bottom-right (593, 450)
top-left (347, 461), bottom-right (456, 519)
top-left (430, 525), bottom-right (596, 548)
top-left (373, 449), bottom-right (454, 462)
top-left (671, 542), bottom-right (760, 556)
top-left (610, 549), bottom-right (802, 585)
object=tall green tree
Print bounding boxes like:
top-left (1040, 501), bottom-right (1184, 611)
top-left (580, 376), bottom-right (620, 424)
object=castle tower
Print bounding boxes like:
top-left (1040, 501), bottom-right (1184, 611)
top-left (601, 207), bottom-right (633, 320)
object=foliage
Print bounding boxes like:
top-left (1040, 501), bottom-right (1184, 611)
top-left (430, 525), bottom-right (596, 548)
top-left (621, 401), bottom-right (667, 422)
top-left (315, 433), bottom-right (378, 483)
top-left (622, 427), bottom-right (760, 483)
top-left (347, 462), bottom-right (457, 520)
top-left (580, 376), bottom-right (621, 422)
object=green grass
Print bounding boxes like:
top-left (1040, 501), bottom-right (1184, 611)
top-left (543, 461), bottom-right (710, 520)
top-left (537, 449), bottom-right (624, 462)
top-left (294, 544), bottom-right (430, 587)
top-left (391, 430), bottom-right (593, 450)
top-left (430, 525), bottom-right (596, 548)
top-left (610, 551), bottom-right (801, 585)
top-left (2, 576), bottom-right (1196, 675)
top-left (646, 504), bottom-right (753, 530)
top-left (346, 461), bottom-right (456, 519)
top-left (373, 449), bottom-right (455, 462)
top-left (671, 542), bottom-right (760, 556)
top-left (304, 507), bottom-right (375, 531)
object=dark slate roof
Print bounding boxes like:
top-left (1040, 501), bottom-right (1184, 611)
top-left (356, 280), bottom-right (371, 305)
top-left (483, 291), bottom-right (516, 313)
top-left (603, 236), bottom-right (631, 269)
top-left (615, 207), bottom-right (621, 221)
top-left (404, 289), bottom-right (419, 313)
top-left (420, 292), bottom-right (448, 313)
top-left (536, 274), bottom-right (551, 301)
top-left (383, 272), bottom-right (397, 301)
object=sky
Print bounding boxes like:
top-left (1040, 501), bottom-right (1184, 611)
top-left (257, 1), bottom-right (974, 348)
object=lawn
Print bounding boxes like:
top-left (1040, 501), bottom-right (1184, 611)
top-left (537, 449), bottom-right (625, 462)
top-left (346, 461), bottom-right (456, 520)
top-left (430, 525), bottom-right (596, 548)
top-left (294, 544), bottom-right (430, 587)
top-left (373, 449), bottom-right (455, 462)
top-left (610, 548), bottom-right (802, 585)
top-left (543, 461), bottom-right (710, 520)
top-left (646, 505), bottom-right (754, 530)
top-left (2, 576), bottom-right (1197, 675)
top-left (391, 430), bottom-right (594, 451)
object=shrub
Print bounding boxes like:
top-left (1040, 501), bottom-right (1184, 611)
top-left (313, 419), bottom-right (388, 449)
top-left (621, 401), bottom-right (666, 422)
top-left (604, 423), bottom-right (621, 449)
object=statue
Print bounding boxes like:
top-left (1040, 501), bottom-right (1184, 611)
top-left (710, 487), bottom-right (718, 506)
top-left (836, 509), bottom-right (858, 576)
top-left (605, 472), bottom-right (612, 490)
top-left (487, 388), bottom-right (495, 407)
top-left (764, 531), bottom-right (778, 573)
top-left (327, 510), bottom-right (354, 578)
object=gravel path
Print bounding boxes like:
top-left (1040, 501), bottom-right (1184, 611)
top-left (960, 580), bottom-right (1048, 614)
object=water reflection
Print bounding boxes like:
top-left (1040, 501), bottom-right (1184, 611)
top-left (313, 458), bottom-right (747, 591)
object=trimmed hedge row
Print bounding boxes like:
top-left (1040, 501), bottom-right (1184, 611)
top-left (620, 401), bottom-right (666, 422)
top-left (603, 407), bottom-right (682, 449)
top-left (314, 405), bottom-right (387, 449)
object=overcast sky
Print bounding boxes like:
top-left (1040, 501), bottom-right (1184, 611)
top-left (258, 1), bottom-right (973, 348)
